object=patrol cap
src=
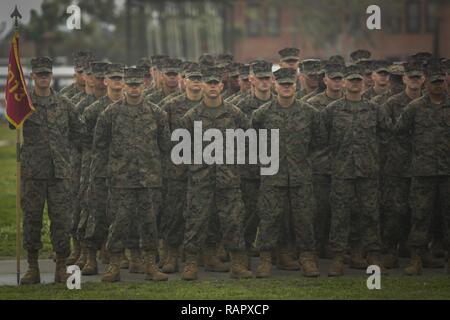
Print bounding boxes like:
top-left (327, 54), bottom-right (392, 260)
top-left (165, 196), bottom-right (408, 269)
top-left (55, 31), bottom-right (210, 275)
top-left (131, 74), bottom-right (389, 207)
top-left (301, 59), bottom-right (322, 75)
top-left (355, 59), bottom-right (374, 75)
top-left (31, 56), bottom-right (53, 73)
top-left (137, 65), bottom-right (151, 78)
top-left (373, 60), bottom-right (392, 73)
top-left (73, 51), bottom-right (94, 72)
top-left (350, 49), bottom-right (371, 63)
top-left (273, 67), bottom-right (297, 84)
top-left (215, 53), bottom-right (234, 67)
top-left (344, 64), bottom-right (364, 80)
top-left (403, 61), bottom-right (423, 77)
top-left (425, 60), bottom-right (446, 82)
top-left (185, 62), bottom-right (202, 79)
top-left (137, 57), bottom-right (151, 68)
top-left (228, 63), bottom-right (241, 77)
top-left (278, 47), bottom-right (300, 62)
top-left (198, 54), bottom-right (215, 67)
top-left (162, 58), bottom-right (182, 74)
top-left (324, 63), bottom-right (345, 79)
top-left (106, 63), bottom-right (125, 78)
top-left (202, 66), bottom-right (223, 83)
top-left (409, 52), bottom-right (433, 66)
top-left (124, 67), bottom-right (144, 84)
top-left (388, 63), bottom-right (405, 76)
top-left (440, 59), bottom-right (450, 73)
top-left (239, 64), bottom-right (250, 80)
top-left (90, 61), bottom-right (110, 77)
top-left (180, 61), bottom-right (194, 77)
top-left (328, 55), bottom-right (345, 66)
top-left (151, 55), bottom-right (169, 70)
top-left (251, 60), bottom-right (273, 78)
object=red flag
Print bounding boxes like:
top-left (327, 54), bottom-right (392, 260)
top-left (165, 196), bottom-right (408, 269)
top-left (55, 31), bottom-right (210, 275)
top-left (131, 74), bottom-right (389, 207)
top-left (5, 31), bottom-right (34, 128)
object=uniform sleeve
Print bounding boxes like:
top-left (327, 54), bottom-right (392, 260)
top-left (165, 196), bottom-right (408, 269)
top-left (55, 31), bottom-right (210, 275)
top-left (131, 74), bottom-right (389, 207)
top-left (376, 102), bottom-right (394, 132)
top-left (320, 104), bottom-right (333, 145)
top-left (251, 107), bottom-right (263, 130)
top-left (394, 102), bottom-right (416, 135)
top-left (67, 98), bottom-right (84, 151)
top-left (310, 107), bottom-right (327, 150)
top-left (236, 107), bottom-right (251, 130)
top-left (91, 109), bottom-right (111, 178)
top-left (156, 109), bottom-right (172, 154)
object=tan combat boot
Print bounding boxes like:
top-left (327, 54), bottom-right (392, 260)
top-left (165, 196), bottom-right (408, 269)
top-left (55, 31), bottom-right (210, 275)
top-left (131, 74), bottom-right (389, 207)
top-left (75, 242), bottom-right (88, 269)
top-left (204, 246), bottom-right (229, 272)
top-left (182, 253), bottom-right (198, 281)
top-left (255, 251), bottom-right (272, 278)
top-left (328, 253), bottom-right (344, 277)
top-left (101, 253), bottom-right (121, 282)
top-left (404, 251), bottom-right (423, 276)
top-left (366, 251), bottom-right (388, 275)
top-left (422, 251), bottom-right (444, 268)
top-left (20, 250), bottom-right (40, 285)
top-left (349, 249), bottom-right (368, 270)
top-left (129, 249), bottom-right (146, 274)
top-left (299, 252), bottom-right (320, 277)
top-left (382, 249), bottom-right (399, 269)
top-left (66, 238), bottom-right (80, 266)
top-left (217, 242), bottom-right (230, 262)
top-left (276, 248), bottom-right (300, 271)
top-left (54, 254), bottom-right (70, 283)
top-left (144, 251), bottom-right (168, 281)
top-left (230, 251), bottom-right (253, 279)
top-left (82, 248), bottom-right (98, 275)
top-left (120, 250), bottom-right (129, 269)
top-left (162, 245), bottom-right (179, 273)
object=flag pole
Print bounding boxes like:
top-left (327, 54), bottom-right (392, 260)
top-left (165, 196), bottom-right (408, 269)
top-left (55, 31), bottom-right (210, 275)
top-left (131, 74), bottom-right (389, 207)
top-left (11, 5), bottom-right (23, 286)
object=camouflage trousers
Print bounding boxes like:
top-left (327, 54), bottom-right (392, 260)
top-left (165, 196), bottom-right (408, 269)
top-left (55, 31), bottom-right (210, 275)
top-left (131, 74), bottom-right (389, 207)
top-left (160, 179), bottom-right (186, 248)
top-left (106, 187), bottom-right (159, 254)
top-left (84, 178), bottom-right (109, 250)
top-left (381, 176), bottom-right (411, 252)
top-left (257, 184), bottom-right (316, 253)
top-left (76, 177), bottom-right (89, 242)
top-left (21, 178), bottom-right (71, 256)
top-left (241, 179), bottom-right (260, 250)
top-left (329, 178), bottom-right (381, 254)
top-left (408, 176), bottom-right (450, 252)
top-left (70, 150), bottom-right (82, 238)
top-left (313, 174), bottom-right (331, 252)
top-left (183, 182), bottom-right (246, 254)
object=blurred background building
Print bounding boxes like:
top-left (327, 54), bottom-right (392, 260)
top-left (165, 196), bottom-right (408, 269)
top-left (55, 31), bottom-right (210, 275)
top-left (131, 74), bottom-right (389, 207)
top-left (0, 0), bottom-right (449, 64)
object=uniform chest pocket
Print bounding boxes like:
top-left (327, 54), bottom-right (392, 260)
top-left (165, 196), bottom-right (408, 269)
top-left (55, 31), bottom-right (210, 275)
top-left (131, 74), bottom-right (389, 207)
top-left (358, 110), bottom-right (376, 129)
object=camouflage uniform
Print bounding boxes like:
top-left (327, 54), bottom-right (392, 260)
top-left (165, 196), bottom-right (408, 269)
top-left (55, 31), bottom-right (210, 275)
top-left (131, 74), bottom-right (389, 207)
top-left (307, 91), bottom-right (342, 255)
top-left (380, 91), bottom-right (415, 253)
top-left (236, 91), bottom-right (273, 250)
top-left (180, 102), bottom-right (248, 254)
top-left (21, 90), bottom-right (82, 256)
top-left (91, 97), bottom-right (171, 254)
top-left (159, 93), bottom-right (202, 248)
top-left (252, 97), bottom-right (324, 254)
top-left (59, 83), bottom-right (84, 100)
top-left (394, 94), bottom-right (450, 254)
top-left (321, 95), bottom-right (393, 254)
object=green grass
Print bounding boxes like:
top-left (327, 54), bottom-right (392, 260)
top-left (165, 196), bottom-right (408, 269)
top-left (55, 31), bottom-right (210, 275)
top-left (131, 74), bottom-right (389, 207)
top-left (0, 124), bottom-right (52, 258)
top-left (0, 276), bottom-right (449, 299)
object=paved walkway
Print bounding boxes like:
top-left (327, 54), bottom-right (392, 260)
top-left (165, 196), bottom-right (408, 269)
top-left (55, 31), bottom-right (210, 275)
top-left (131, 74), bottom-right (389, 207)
top-left (0, 257), bottom-right (447, 286)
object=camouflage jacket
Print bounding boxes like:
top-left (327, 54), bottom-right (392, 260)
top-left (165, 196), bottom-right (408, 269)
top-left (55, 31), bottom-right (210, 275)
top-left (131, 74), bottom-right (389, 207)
top-left (146, 89), bottom-right (180, 105)
top-left (21, 90), bottom-right (82, 179)
top-left (82, 95), bottom-right (115, 179)
top-left (362, 87), bottom-right (389, 101)
top-left (92, 99), bottom-right (171, 188)
top-left (60, 83), bottom-right (84, 100)
top-left (252, 99), bottom-right (325, 186)
top-left (394, 94), bottom-right (450, 177)
top-left (180, 101), bottom-right (250, 188)
top-left (161, 93), bottom-right (202, 181)
top-left (71, 91), bottom-right (87, 105)
top-left (381, 91), bottom-right (416, 177)
top-left (321, 97), bottom-right (393, 179)
top-left (299, 88), bottom-right (320, 102)
top-left (307, 91), bottom-right (342, 175)
top-left (236, 93), bottom-right (274, 180)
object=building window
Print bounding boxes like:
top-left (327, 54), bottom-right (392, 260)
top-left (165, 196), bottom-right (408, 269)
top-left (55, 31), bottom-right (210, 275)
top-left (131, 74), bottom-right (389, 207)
top-left (246, 3), bottom-right (261, 37)
top-left (406, 0), bottom-right (421, 33)
top-left (426, 0), bottom-right (437, 33)
top-left (266, 4), bottom-right (280, 36)
top-left (384, 3), bottom-right (402, 33)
